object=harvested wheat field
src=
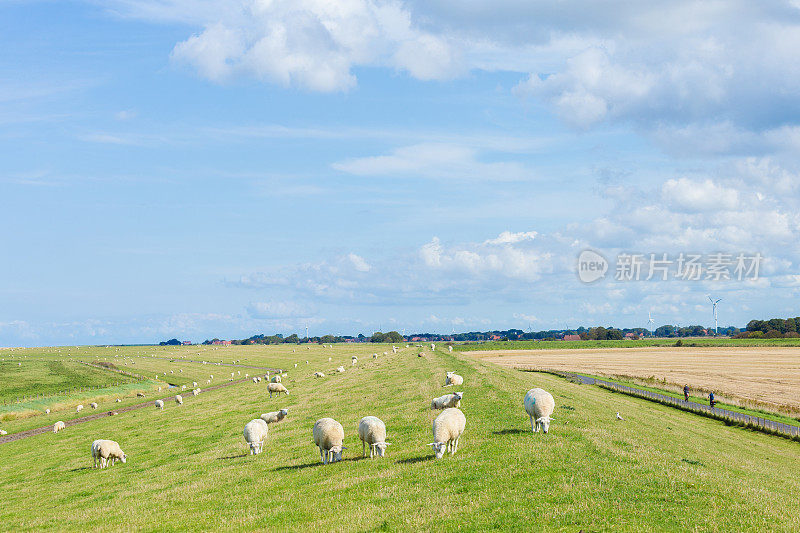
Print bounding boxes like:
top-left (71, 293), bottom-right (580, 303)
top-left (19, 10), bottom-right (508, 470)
top-left (468, 347), bottom-right (800, 414)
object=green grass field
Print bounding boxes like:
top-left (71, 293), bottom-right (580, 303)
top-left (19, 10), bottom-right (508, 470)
top-left (1, 344), bottom-right (799, 531)
top-left (452, 337), bottom-right (800, 351)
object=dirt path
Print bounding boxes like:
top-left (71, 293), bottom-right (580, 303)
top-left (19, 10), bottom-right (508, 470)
top-left (468, 346), bottom-right (800, 412)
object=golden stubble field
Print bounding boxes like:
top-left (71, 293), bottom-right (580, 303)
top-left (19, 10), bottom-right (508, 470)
top-left (467, 347), bottom-right (800, 414)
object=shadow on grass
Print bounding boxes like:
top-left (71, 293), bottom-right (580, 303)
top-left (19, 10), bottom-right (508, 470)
top-left (217, 454), bottom-right (249, 460)
top-left (493, 428), bottom-right (526, 436)
top-left (69, 467), bottom-right (93, 472)
top-left (396, 455), bottom-right (433, 465)
top-left (273, 462), bottom-right (324, 472)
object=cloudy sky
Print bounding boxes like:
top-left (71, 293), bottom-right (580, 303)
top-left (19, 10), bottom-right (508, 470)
top-left (3, 0), bottom-right (800, 346)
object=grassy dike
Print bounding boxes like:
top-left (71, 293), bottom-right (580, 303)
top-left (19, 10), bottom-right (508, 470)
top-left (1, 344), bottom-right (798, 531)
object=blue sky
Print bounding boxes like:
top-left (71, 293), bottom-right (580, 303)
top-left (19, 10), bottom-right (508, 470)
top-left (3, 0), bottom-right (800, 346)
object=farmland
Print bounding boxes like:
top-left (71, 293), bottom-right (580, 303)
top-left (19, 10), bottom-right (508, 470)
top-left (468, 346), bottom-right (800, 417)
top-left (0, 343), bottom-right (799, 531)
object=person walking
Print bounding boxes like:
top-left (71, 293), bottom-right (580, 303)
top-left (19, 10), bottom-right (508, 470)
top-left (709, 391), bottom-right (716, 408)
top-left (683, 384), bottom-right (689, 402)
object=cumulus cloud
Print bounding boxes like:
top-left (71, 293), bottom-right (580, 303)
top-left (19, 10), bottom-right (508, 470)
top-left (661, 178), bottom-right (739, 213)
top-left (247, 301), bottom-right (314, 319)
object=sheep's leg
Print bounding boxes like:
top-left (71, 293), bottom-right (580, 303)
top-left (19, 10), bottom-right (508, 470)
top-left (530, 415), bottom-right (536, 433)
top-left (320, 448), bottom-right (326, 464)
top-left (362, 441), bottom-right (366, 457)
top-left (452, 438), bottom-right (459, 455)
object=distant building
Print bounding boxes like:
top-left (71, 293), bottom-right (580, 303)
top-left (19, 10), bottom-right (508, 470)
top-left (181, 340), bottom-right (192, 346)
top-left (563, 334), bottom-right (581, 341)
top-left (624, 332), bottom-right (638, 339)
top-left (211, 340), bottom-right (232, 346)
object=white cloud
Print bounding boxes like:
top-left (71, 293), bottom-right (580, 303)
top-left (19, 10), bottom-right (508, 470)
top-left (348, 253), bottom-right (372, 272)
top-left (484, 231), bottom-right (537, 245)
top-left (332, 143), bottom-right (533, 180)
top-left (661, 178), bottom-right (739, 213)
top-left (247, 301), bottom-right (314, 319)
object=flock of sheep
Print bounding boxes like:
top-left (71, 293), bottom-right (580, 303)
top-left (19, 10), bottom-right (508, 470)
top-left (42, 343), bottom-right (557, 470)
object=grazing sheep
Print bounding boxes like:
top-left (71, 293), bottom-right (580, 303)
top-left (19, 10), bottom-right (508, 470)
top-left (53, 421), bottom-right (66, 433)
top-left (429, 407), bottom-right (466, 458)
top-left (616, 412), bottom-right (624, 421)
top-left (155, 400), bottom-right (164, 410)
top-left (267, 383), bottom-right (289, 398)
top-left (175, 395), bottom-right (183, 405)
top-left (431, 343), bottom-right (436, 351)
top-left (0, 429), bottom-right (7, 435)
top-left (45, 409), bottom-right (50, 414)
top-left (351, 356), bottom-right (358, 366)
top-left (523, 388), bottom-right (555, 434)
top-left (90, 402), bottom-right (98, 409)
top-left (358, 416), bottom-right (391, 458)
top-left (306, 360), bottom-right (309, 365)
top-left (314, 371), bottom-right (325, 378)
top-left (192, 382), bottom-right (198, 387)
top-left (76, 405), bottom-right (84, 413)
top-left (192, 388), bottom-right (200, 396)
top-left (253, 377), bottom-right (259, 383)
top-left (328, 357), bottom-right (332, 362)
top-left (270, 375), bottom-right (282, 383)
top-left (137, 392), bottom-right (145, 397)
top-left (431, 392), bottom-right (463, 410)
top-left (448, 346), bottom-right (453, 353)
top-left (91, 439), bottom-right (127, 468)
top-left (336, 366), bottom-right (346, 373)
top-left (181, 385), bottom-right (187, 390)
top-left (243, 419), bottom-right (269, 455)
top-left (110, 411), bottom-right (118, 416)
top-left (260, 408), bottom-right (289, 424)
top-left (313, 418), bottom-right (346, 464)
top-left (116, 398), bottom-right (121, 403)
top-left (444, 372), bottom-right (464, 386)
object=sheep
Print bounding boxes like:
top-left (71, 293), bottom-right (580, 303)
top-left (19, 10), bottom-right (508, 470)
top-left (0, 429), bottom-right (7, 435)
top-left (91, 439), bottom-right (127, 468)
top-left (267, 383), bottom-right (289, 398)
top-left (431, 392), bottom-right (463, 410)
top-left (523, 388), bottom-right (555, 434)
top-left (76, 405), bottom-right (84, 413)
top-left (192, 388), bottom-right (200, 396)
top-left (358, 416), bottom-right (391, 458)
top-left (448, 346), bottom-right (453, 353)
top-left (431, 343), bottom-right (436, 351)
top-left (137, 392), bottom-right (146, 397)
top-left (444, 371), bottom-right (464, 386)
top-left (257, 377), bottom-right (262, 382)
top-left (45, 408), bottom-right (50, 414)
top-left (351, 355), bottom-right (358, 366)
top-left (336, 366), bottom-right (346, 373)
top-left (193, 382), bottom-right (198, 387)
top-left (428, 407), bottom-right (466, 458)
top-left (260, 408), bottom-right (289, 424)
top-left (155, 400), bottom-right (164, 410)
top-left (313, 418), bottom-right (346, 464)
top-left (328, 357), bottom-right (332, 362)
top-left (270, 375), bottom-right (282, 383)
top-left (314, 371), bottom-right (325, 378)
top-left (175, 395), bottom-right (183, 405)
top-left (243, 419), bottom-right (269, 455)
top-left (372, 353), bottom-right (377, 359)
top-left (305, 360), bottom-right (309, 365)
top-left (116, 398), bottom-right (121, 403)
top-left (253, 377), bottom-right (258, 383)
top-left (90, 402), bottom-right (98, 409)
top-left (181, 385), bottom-right (187, 390)
top-left (616, 412), bottom-right (624, 421)
top-left (53, 421), bottom-right (66, 433)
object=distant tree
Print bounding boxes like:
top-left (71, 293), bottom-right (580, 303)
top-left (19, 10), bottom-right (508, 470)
top-left (159, 338), bottom-right (181, 346)
top-left (384, 331), bottom-right (404, 343)
top-left (284, 334), bottom-right (299, 344)
top-left (320, 334), bottom-right (336, 344)
top-left (371, 332), bottom-right (386, 343)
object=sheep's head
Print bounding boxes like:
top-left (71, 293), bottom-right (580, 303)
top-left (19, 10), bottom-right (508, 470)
top-left (454, 392), bottom-right (464, 400)
top-left (329, 445), bottom-right (346, 462)
top-left (372, 442), bottom-right (391, 457)
top-left (428, 442), bottom-right (447, 459)
top-left (120, 453), bottom-right (127, 464)
top-left (536, 416), bottom-right (553, 433)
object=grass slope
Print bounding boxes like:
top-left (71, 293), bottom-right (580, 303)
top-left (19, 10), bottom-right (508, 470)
top-left (1, 345), bottom-right (798, 531)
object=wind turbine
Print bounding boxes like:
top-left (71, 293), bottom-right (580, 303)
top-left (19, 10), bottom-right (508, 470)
top-left (708, 295), bottom-right (722, 335)
top-left (647, 311), bottom-right (655, 336)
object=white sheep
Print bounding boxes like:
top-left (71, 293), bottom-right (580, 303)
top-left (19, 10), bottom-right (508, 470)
top-left (336, 366), bottom-right (346, 373)
top-left (260, 408), bottom-right (289, 424)
top-left (243, 419), bottom-right (269, 455)
top-left (0, 429), bottom-right (7, 435)
top-left (91, 439), bottom-right (127, 468)
top-left (358, 416), bottom-right (391, 458)
top-left (270, 375), bottom-right (282, 383)
top-left (90, 402), bottom-right (98, 409)
top-left (444, 371), bottom-right (464, 386)
top-left (76, 405), bottom-right (84, 413)
top-left (181, 385), bottom-right (186, 390)
top-left (193, 382), bottom-right (198, 387)
top-left (267, 383), bottom-right (289, 398)
top-left (431, 343), bottom-right (436, 351)
top-left (351, 355), bottom-right (358, 366)
top-left (313, 371), bottom-right (325, 378)
top-left (192, 388), bottom-right (200, 396)
top-left (429, 407), bottom-right (466, 458)
top-left (45, 408), bottom-right (51, 414)
top-left (431, 392), bottom-right (463, 410)
top-left (313, 418), bottom-right (346, 464)
top-left (175, 395), bottom-right (183, 405)
top-left (448, 345), bottom-right (453, 353)
top-left (523, 388), bottom-right (555, 433)
top-left (53, 421), bottom-right (66, 433)
top-left (253, 377), bottom-right (258, 383)
top-left (155, 400), bottom-right (164, 410)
